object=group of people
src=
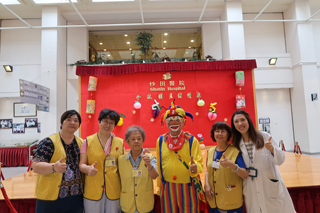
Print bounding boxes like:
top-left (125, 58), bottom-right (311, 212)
top-left (33, 101), bottom-right (296, 213)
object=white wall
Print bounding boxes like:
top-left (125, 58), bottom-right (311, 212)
top-left (256, 89), bottom-right (295, 151)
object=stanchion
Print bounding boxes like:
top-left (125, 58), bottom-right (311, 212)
top-left (27, 156), bottom-right (33, 172)
top-left (294, 141), bottom-right (302, 154)
top-left (279, 140), bottom-right (286, 151)
top-left (0, 163), bottom-right (18, 213)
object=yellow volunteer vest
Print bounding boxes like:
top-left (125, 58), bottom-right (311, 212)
top-left (35, 132), bottom-right (83, 200)
top-left (206, 145), bottom-right (243, 210)
top-left (83, 133), bottom-right (124, 200)
top-left (118, 152), bottom-right (155, 213)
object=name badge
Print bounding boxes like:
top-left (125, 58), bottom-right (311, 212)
top-left (211, 161), bottom-right (220, 169)
top-left (105, 157), bottom-right (116, 167)
top-left (132, 167), bottom-right (143, 177)
top-left (246, 167), bottom-right (258, 177)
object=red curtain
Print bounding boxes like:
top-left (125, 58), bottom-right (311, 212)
top-left (76, 60), bottom-right (257, 76)
top-left (0, 147), bottom-right (29, 167)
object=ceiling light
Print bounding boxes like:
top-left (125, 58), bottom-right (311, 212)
top-left (164, 41), bottom-right (167, 43)
top-left (92, 0), bottom-right (134, 2)
top-left (129, 48), bottom-right (132, 50)
top-left (127, 42), bottom-right (130, 44)
top-left (186, 52), bottom-right (189, 54)
top-left (191, 40), bottom-right (194, 42)
top-left (3, 65), bottom-right (13, 72)
top-left (100, 42), bottom-right (103, 45)
top-left (0, 0), bottom-right (20, 5)
top-left (33, 0), bottom-right (77, 3)
top-left (269, 58), bottom-right (277, 65)
top-left (188, 46), bottom-right (191, 48)
top-left (163, 47), bottom-right (166, 49)
top-left (108, 54), bottom-right (111, 57)
top-left (164, 32), bottom-right (168, 36)
top-left (104, 49), bottom-right (106, 51)
top-left (124, 34), bottom-right (128, 37)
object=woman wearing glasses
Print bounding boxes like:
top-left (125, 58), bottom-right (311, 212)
top-left (205, 121), bottom-right (248, 213)
top-left (79, 108), bottom-right (124, 213)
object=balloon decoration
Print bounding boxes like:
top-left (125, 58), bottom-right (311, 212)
top-left (235, 71), bottom-right (246, 109)
top-left (134, 95), bottom-right (142, 109)
top-left (151, 100), bottom-right (161, 118)
top-left (88, 76), bottom-right (98, 91)
top-left (117, 113), bottom-right (126, 127)
top-left (208, 102), bottom-right (217, 121)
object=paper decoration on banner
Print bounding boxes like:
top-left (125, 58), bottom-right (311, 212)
top-left (235, 71), bottom-right (245, 87)
top-left (88, 76), bottom-right (98, 91)
top-left (236, 95), bottom-right (246, 109)
top-left (151, 100), bottom-right (161, 118)
top-left (197, 133), bottom-right (205, 149)
top-left (134, 95), bottom-right (142, 109)
top-left (208, 102), bottom-right (217, 121)
top-left (86, 100), bottom-right (95, 114)
top-left (197, 92), bottom-right (205, 106)
top-left (117, 113), bottom-right (126, 127)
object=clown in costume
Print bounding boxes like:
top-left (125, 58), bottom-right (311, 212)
top-left (156, 101), bottom-right (205, 213)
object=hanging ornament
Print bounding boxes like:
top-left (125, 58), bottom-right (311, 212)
top-left (236, 95), bottom-right (246, 109)
top-left (88, 76), bottom-right (98, 91)
top-left (208, 102), bottom-right (217, 121)
top-left (151, 99), bottom-right (161, 118)
top-left (197, 133), bottom-right (205, 150)
top-left (117, 113), bottom-right (126, 127)
top-left (235, 71), bottom-right (245, 87)
top-left (134, 94), bottom-right (142, 109)
top-left (86, 100), bottom-right (95, 114)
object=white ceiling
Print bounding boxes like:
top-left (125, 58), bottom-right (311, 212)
top-left (0, 0), bottom-right (319, 32)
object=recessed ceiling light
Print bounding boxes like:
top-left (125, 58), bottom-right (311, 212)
top-left (104, 49), bottom-right (106, 51)
top-left (188, 46), bottom-right (191, 48)
top-left (164, 41), bottom-right (167, 43)
top-left (191, 40), bottom-right (194, 42)
top-left (127, 42), bottom-right (130, 44)
top-left (163, 47), bottom-right (166, 49)
top-left (129, 48), bottom-right (132, 50)
top-left (108, 54), bottom-right (111, 57)
top-left (124, 34), bottom-right (128, 37)
top-left (164, 33), bottom-right (168, 36)
top-left (100, 42), bottom-right (103, 45)
top-left (92, 0), bottom-right (134, 2)
top-left (0, 0), bottom-right (20, 5)
top-left (33, 0), bottom-right (77, 3)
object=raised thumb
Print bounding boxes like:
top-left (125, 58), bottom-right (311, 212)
top-left (59, 157), bottom-right (64, 163)
top-left (222, 153), bottom-right (226, 159)
top-left (143, 149), bottom-right (146, 155)
top-left (190, 155), bottom-right (194, 164)
top-left (92, 161), bottom-right (97, 168)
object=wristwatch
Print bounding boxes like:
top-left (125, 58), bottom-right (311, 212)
top-left (52, 164), bottom-right (56, 173)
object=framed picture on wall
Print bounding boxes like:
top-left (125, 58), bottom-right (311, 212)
top-left (38, 123), bottom-right (41, 133)
top-left (25, 118), bottom-right (38, 128)
top-left (12, 123), bottom-right (25, 134)
top-left (13, 103), bottom-right (37, 117)
top-left (0, 119), bottom-right (13, 129)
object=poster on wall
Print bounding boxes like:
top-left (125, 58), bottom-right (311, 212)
top-left (0, 119), bottom-right (13, 129)
top-left (12, 123), bottom-right (25, 134)
top-left (25, 118), bottom-right (38, 128)
top-left (14, 102), bottom-right (37, 117)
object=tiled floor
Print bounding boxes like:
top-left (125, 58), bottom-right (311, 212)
top-left (1, 153), bottom-right (320, 180)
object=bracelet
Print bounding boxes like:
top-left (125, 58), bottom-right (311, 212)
top-left (147, 166), bottom-right (153, 172)
top-left (52, 164), bottom-right (56, 173)
top-left (232, 164), bottom-right (239, 172)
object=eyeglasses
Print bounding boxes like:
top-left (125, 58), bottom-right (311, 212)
top-left (214, 130), bottom-right (228, 135)
top-left (166, 116), bottom-right (183, 123)
top-left (101, 119), bottom-right (115, 126)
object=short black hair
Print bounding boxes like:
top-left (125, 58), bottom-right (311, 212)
top-left (60, 110), bottom-right (81, 129)
top-left (210, 121), bottom-right (232, 142)
top-left (98, 108), bottom-right (120, 125)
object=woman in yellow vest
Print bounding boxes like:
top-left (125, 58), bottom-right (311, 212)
top-left (33, 110), bottom-right (83, 213)
top-left (205, 121), bottom-right (248, 213)
top-left (79, 108), bottom-right (124, 213)
top-left (118, 125), bottom-right (159, 213)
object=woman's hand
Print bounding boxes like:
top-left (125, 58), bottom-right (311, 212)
top-left (53, 157), bottom-right (67, 173)
top-left (264, 137), bottom-right (274, 154)
top-left (142, 149), bottom-right (151, 166)
top-left (88, 161), bottom-right (98, 176)
top-left (219, 153), bottom-right (232, 168)
top-left (205, 184), bottom-right (214, 200)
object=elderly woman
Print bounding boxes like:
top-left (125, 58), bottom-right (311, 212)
top-left (33, 110), bottom-right (83, 213)
top-left (118, 125), bottom-right (158, 213)
top-left (205, 121), bottom-right (248, 213)
top-left (79, 108), bottom-right (124, 213)
top-left (231, 110), bottom-right (295, 213)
